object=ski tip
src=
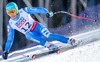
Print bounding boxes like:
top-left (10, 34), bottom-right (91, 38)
top-left (56, 50), bottom-right (60, 54)
top-left (32, 55), bottom-right (36, 59)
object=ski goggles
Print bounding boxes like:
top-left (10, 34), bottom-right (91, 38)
top-left (7, 9), bottom-right (17, 15)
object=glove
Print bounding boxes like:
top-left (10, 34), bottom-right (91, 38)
top-left (2, 51), bottom-right (9, 60)
top-left (46, 11), bottom-right (54, 18)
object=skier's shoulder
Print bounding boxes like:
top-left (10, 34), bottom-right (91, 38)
top-left (8, 18), bottom-right (13, 25)
top-left (18, 7), bottom-right (29, 14)
top-left (18, 8), bottom-right (25, 13)
top-left (9, 18), bottom-right (13, 22)
top-left (7, 20), bottom-right (13, 29)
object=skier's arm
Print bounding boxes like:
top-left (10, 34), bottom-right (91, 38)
top-left (5, 23), bottom-right (15, 52)
top-left (2, 23), bottom-right (15, 60)
top-left (23, 7), bottom-right (49, 14)
top-left (23, 7), bottom-right (53, 18)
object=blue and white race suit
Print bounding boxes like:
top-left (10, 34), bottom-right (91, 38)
top-left (5, 7), bottom-right (69, 52)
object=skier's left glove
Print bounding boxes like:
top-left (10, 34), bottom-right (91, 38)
top-left (2, 51), bottom-right (9, 60)
top-left (46, 11), bottom-right (54, 18)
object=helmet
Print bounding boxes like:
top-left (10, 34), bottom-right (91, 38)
top-left (6, 2), bottom-right (18, 14)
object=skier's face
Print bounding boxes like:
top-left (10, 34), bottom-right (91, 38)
top-left (9, 14), bottom-right (17, 19)
top-left (7, 9), bottom-right (17, 19)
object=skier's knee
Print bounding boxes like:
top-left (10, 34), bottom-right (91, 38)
top-left (41, 28), bottom-right (51, 38)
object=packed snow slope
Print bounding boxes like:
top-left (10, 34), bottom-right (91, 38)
top-left (0, 29), bottom-right (100, 62)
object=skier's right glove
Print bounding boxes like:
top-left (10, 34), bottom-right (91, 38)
top-left (46, 11), bottom-right (54, 18)
top-left (2, 51), bottom-right (9, 60)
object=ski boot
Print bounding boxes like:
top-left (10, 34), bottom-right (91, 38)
top-left (44, 41), bottom-right (60, 54)
top-left (68, 38), bottom-right (76, 45)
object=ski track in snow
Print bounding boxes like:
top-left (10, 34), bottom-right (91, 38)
top-left (1, 29), bottom-right (100, 62)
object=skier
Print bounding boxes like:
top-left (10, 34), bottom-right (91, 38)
top-left (2, 2), bottom-right (76, 60)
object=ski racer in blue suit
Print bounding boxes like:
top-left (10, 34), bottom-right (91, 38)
top-left (2, 2), bottom-right (76, 60)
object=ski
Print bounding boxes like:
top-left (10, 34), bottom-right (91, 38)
top-left (31, 45), bottom-right (77, 59)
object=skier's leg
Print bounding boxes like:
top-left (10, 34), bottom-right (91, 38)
top-left (25, 32), bottom-right (46, 46)
top-left (50, 34), bottom-right (76, 45)
top-left (25, 32), bottom-right (58, 50)
top-left (39, 25), bottom-right (76, 45)
top-left (48, 34), bottom-right (76, 45)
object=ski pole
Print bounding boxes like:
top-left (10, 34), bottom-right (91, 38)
top-left (53, 11), bottom-right (96, 22)
top-left (14, 52), bottom-right (29, 57)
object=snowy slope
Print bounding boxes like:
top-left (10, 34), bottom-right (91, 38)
top-left (29, 40), bottom-right (100, 62)
top-left (0, 29), bottom-right (100, 62)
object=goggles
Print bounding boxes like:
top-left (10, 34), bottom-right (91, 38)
top-left (7, 9), bottom-right (17, 15)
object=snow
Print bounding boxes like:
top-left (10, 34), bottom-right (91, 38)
top-left (30, 40), bottom-right (100, 62)
top-left (0, 29), bottom-right (100, 62)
